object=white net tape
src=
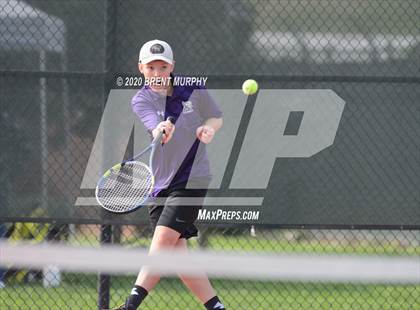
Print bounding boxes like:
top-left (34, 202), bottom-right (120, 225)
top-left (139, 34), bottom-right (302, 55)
top-left (1, 241), bottom-right (418, 284)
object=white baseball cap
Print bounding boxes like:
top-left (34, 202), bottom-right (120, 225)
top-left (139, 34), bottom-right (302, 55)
top-left (138, 39), bottom-right (174, 64)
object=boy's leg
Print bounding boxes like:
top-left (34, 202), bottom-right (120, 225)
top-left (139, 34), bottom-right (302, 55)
top-left (175, 238), bottom-right (226, 309)
top-left (174, 238), bottom-right (215, 302)
top-left (135, 225), bottom-right (181, 290)
top-left (115, 225), bottom-right (181, 310)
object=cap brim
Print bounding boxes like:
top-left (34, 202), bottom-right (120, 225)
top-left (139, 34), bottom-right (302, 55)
top-left (140, 56), bottom-right (173, 65)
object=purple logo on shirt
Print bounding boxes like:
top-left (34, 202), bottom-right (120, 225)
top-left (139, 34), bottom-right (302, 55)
top-left (182, 101), bottom-right (194, 114)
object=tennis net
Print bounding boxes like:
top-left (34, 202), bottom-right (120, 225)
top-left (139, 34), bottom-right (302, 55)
top-left (1, 232), bottom-right (419, 310)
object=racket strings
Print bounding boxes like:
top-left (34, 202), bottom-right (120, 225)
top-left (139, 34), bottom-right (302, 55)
top-left (96, 162), bottom-right (153, 213)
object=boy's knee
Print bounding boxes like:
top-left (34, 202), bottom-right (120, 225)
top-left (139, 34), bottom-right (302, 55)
top-left (151, 226), bottom-right (181, 249)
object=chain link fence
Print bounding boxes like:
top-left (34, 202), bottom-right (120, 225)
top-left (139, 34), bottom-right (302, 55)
top-left (1, 0), bottom-right (419, 309)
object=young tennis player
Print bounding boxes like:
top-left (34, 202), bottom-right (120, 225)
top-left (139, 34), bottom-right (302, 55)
top-left (112, 40), bottom-right (224, 310)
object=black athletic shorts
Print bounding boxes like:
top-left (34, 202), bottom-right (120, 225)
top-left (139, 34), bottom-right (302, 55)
top-left (148, 178), bottom-right (210, 239)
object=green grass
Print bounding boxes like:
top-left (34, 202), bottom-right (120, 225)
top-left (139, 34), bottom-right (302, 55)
top-left (96, 232), bottom-right (418, 257)
top-left (193, 234), bottom-right (420, 256)
top-left (67, 230), bottom-right (420, 257)
top-left (1, 276), bottom-right (419, 310)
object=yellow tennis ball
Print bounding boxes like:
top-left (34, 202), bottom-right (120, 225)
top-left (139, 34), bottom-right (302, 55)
top-left (242, 79), bottom-right (258, 95)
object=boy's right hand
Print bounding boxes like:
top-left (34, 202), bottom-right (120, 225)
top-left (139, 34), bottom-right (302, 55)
top-left (153, 119), bottom-right (175, 144)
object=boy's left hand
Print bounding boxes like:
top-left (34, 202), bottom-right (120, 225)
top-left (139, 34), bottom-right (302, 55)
top-left (196, 125), bottom-right (215, 144)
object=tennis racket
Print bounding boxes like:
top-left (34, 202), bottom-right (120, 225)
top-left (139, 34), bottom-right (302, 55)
top-left (96, 117), bottom-right (174, 213)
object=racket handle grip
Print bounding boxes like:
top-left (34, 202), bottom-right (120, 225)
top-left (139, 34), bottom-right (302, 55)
top-left (153, 130), bottom-right (164, 144)
top-left (153, 117), bottom-right (175, 144)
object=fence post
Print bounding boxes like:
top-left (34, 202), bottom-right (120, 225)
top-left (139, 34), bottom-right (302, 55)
top-left (98, 1), bottom-right (117, 309)
top-left (98, 224), bottom-right (112, 309)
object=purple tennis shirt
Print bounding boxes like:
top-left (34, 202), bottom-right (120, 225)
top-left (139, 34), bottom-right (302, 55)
top-left (132, 77), bottom-right (222, 196)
